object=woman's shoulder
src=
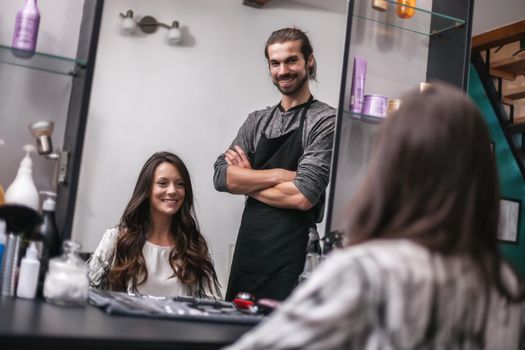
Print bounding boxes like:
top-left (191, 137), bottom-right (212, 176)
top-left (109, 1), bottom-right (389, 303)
top-left (328, 239), bottom-right (428, 264)
top-left (103, 227), bottom-right (120, 238)
top-left (318, 240), bottom-right (433, 288)
top-left (95, 227), bottom-right (121, 252)
top-left (101, 227), bottom-right (121, 242)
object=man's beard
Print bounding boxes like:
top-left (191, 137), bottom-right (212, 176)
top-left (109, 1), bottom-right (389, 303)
top-left (273, 72), bottom-right (308, 96)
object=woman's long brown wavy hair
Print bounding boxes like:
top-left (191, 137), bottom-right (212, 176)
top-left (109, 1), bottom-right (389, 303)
top-left (107, 152), bottom-right (221, 297)
top-left (345, 82), bottom-right (524, 302)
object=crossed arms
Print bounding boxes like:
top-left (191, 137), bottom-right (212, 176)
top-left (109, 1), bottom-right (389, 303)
top-left (224, 145), bottom-right (314, 211)
top-left (213, 108), bottom-right (335, 213)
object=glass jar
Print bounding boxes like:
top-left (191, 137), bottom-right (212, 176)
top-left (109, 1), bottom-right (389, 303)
top-left (397, 0), bottom-right (416, 19)
top-left (43, 240), bottom-right (89, 306)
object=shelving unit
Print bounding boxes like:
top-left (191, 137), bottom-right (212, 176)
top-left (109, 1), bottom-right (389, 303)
top-left (353, 0), bottom-right (465, 37)
top-left (0, 0), bottom-right (104, 241)
top-left (0, 44), bottom-right (86, 76)
top-left (325, 0), bottom-right (474, 235)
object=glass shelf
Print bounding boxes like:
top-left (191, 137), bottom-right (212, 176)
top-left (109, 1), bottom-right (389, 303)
top-left (343, 110), bottom-right (387, 124)
top-left (353, 0), bottom-right (465, 37)
top-left (0, 44), bottom-right (86, 76)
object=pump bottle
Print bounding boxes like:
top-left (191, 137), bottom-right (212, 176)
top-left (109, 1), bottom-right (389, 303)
top-left (5, 144), bottom-right (39, 211)
top-left (16, 241), bottom-right (40, 299)
top-left (298, 228), bottom-right (321, 283)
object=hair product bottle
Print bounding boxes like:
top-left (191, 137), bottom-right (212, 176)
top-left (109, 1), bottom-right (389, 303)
top-left (298, 228), bottom-right (321, 283)
top-left (1, 232), bottom-right (21, 297)
top-left (12, 0), bottom-right (40, 57)
top-left (0, 182), bottom-right (4, 205)
top-left (38, 191), bottom-right (60, 257)
top-left (16, 241), bottom-right (40, 299)
top-left (349, 56), bottom-right (367, 115)
top-left (5, 145), bottom-right (39, 211)
top-left (0, 220), bottom-right (6, 273)
top-left (35, 191), bottom-right (60, 295)
top-left (397, 0), bottom-right (416, 19)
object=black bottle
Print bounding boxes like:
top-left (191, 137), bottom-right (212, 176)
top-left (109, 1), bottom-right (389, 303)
top-left (35, 192), bottom-right (60, 295)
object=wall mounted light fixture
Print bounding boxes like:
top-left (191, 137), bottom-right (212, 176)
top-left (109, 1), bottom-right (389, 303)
top-left (28, 121), bottom-right (69, 189)
top-left (119, 10), bottom-right (182, 45)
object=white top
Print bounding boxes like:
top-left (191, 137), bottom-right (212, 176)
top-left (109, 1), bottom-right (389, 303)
top-left (225, 239), bottom-right (525, 350)
top-left (88, 228), bottom-right (189, 298)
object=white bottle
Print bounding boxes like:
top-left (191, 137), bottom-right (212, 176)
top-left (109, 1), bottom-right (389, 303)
top-left (5, 144), bottom-right (39, 211)
top-left (16, 241), bottom-right (41, 299)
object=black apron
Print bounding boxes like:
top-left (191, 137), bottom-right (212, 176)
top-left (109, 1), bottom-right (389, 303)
top-left (226, 97), bottom-right (316, 301)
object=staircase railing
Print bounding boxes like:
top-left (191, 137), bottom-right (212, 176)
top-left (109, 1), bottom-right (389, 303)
top-left (471, 20), bottom-right (525, 180)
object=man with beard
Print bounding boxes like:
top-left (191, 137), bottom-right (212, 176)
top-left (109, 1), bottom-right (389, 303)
top-left (213, 27), bottom-right (336, 301)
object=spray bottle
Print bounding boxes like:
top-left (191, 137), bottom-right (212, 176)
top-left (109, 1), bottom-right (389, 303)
top-left (5, 144), bottom-right (39, 211)
top-left (16, 241), bottom-right (40, 299)
top-left (298, 227), bottom-right (322, 283)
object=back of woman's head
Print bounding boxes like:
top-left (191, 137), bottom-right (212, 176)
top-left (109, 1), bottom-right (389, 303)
top-left (346, 82), bottom-right (524, 301)
top-left (348, 82), bottom-right (498, 254)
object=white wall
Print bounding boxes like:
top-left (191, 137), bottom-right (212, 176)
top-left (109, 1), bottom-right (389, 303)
top-left (471, 0), bottom-right (525, 119)
top-left (472, 0), bottom-right (525, 35)
top-left (72, 0), bottom-right (347, 290)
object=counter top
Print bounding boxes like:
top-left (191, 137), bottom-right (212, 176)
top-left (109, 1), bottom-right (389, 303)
top-left (0, 297), bottom-right (254, 349)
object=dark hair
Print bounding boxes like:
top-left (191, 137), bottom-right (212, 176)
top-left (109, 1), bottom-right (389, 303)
top-left (108, 152), bottom-right (221, 298)
top-left (346, 82), bottom-right (524, 302)
top-left (264, 27), bottom-right (317, 80)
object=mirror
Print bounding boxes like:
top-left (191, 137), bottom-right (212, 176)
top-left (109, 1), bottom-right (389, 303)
top-left (70, 0), bottom-right (348, 293)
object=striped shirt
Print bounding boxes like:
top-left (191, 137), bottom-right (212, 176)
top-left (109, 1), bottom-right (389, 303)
top-left (224, 239), bottom-right (525, 350)
top-left (213, 99), bottom-right (336, 219)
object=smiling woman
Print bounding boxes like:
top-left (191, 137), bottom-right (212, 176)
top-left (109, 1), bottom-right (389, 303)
top-left (87, 151), bottom-right (221, 299)
top-left (149, 162), bottom-right (186, 224)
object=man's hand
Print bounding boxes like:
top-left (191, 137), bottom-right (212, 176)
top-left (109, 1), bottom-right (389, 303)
top-left (225, 145), bottom-right (252, 169)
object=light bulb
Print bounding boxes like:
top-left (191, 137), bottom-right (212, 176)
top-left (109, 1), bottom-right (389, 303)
top-left (120, 10), bottom-right (137, 34)
top-left (29, 121), bottom-right (54, 155)
top-left (167, 21), bottom-right (182, 45)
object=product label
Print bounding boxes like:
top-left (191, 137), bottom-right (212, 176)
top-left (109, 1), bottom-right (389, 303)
top-left (13, 17), bottom-right (39, 51)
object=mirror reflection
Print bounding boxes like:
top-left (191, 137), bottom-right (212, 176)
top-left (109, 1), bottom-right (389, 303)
top-left (87, 151), bottom-right (221, 298)
top-left (213, 27), bottom-right (336, 301)
top-left (74, 0), bottom-right (346, 297)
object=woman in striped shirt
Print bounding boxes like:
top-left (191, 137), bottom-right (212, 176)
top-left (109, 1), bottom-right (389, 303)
top-left (225, 82), bottom-right (525, 349)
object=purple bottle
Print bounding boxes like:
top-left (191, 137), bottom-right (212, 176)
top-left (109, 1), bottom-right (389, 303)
top-left (12, 0), bottom-right (40, 58)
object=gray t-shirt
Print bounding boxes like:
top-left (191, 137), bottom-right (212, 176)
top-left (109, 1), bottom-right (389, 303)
top-left (213, 99), bottom-right (336, 211)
